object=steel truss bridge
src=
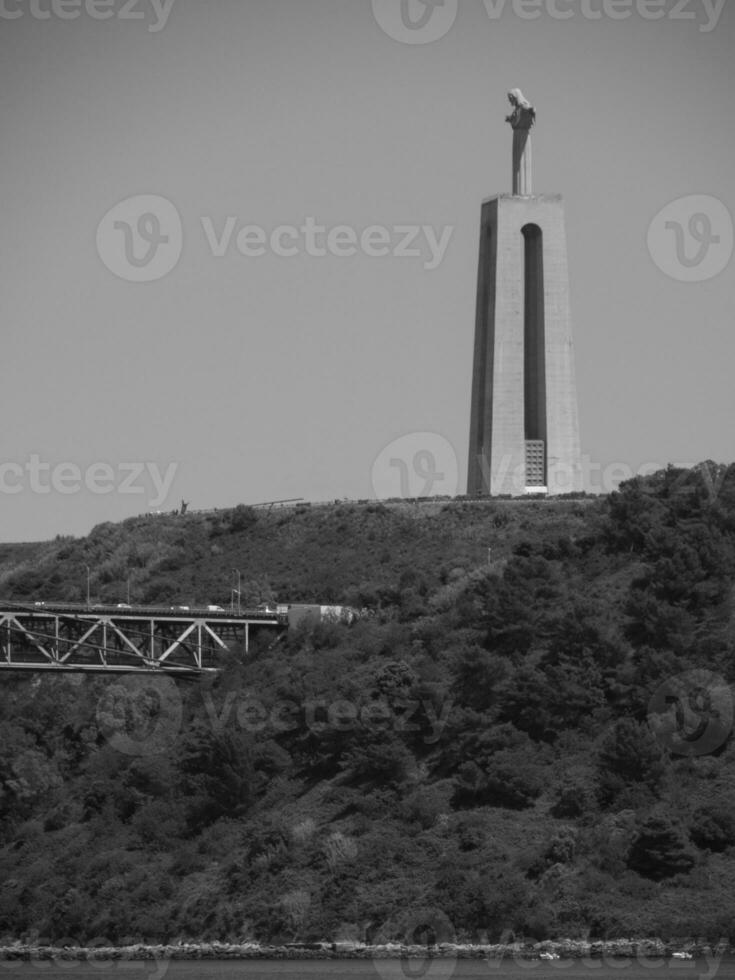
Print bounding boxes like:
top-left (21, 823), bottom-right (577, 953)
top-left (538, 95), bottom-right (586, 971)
top-left (0, 602), bottom-right (288, 675)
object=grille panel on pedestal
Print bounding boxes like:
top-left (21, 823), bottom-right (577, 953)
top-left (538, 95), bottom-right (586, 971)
top-left (525, 440), bottom-right (546, 487)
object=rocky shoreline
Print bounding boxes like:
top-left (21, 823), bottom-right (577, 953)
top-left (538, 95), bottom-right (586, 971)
top-left (0, 939), bottom-right (730, 962)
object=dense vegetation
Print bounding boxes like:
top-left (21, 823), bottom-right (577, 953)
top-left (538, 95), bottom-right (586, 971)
top-left (1, 464), bottom-right (735, 946)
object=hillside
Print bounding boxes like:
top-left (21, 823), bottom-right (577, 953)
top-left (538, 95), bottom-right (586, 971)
top-left (0, 497), bottom-right (598, 611)
top-left (2, 465), bottom-right (735, 946)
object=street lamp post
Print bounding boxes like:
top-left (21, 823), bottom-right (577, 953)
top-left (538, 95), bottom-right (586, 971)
top-left (85, 565), bottom-right (91, 608)
top-left (234, 569), bottom-right (241, 616)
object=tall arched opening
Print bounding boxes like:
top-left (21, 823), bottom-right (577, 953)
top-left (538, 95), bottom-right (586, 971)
top-left (522, 223), bottom-right (547, 488)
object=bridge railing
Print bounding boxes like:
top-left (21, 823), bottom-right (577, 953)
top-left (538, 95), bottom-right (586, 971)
top-left (0, 600), bottom-right (286, 622)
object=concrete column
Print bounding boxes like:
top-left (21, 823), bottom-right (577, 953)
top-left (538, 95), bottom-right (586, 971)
top-left (512, 130), bottom-right (533, 196)
top-left (467, 194), bottom-right (582, 496)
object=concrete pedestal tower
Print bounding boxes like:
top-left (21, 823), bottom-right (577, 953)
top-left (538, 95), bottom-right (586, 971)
top-left (467, 89), bottom-right (582, 496)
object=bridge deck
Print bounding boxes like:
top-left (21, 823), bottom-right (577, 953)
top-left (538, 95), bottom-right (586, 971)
top-left (0, 601), bottom-right (288, 674)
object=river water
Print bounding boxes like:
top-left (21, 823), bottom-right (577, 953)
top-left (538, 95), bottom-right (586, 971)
top-left (0, 956), bottom-right (730, 980)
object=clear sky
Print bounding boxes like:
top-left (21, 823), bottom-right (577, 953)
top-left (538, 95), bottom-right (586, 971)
top-left (1, 0), bottom-right (733, 541)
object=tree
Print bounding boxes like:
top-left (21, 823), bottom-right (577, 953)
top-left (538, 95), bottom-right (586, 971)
top-left (176, 724), bottom-right (259, 830)
top-left (340, 729), bottom-right (414, 786)
top-left (595, 718), bottom-right (669, 806)
top-left (496, 660), bottom-right (605, 742)
top-left (453, 725), bottom-right (548, 809)
top-left (627, 815), bottom-right (696, 880)
top-left (689, 803), bottom-right (735, 852)
top-left (450, 645), bottom-right (509, 713)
